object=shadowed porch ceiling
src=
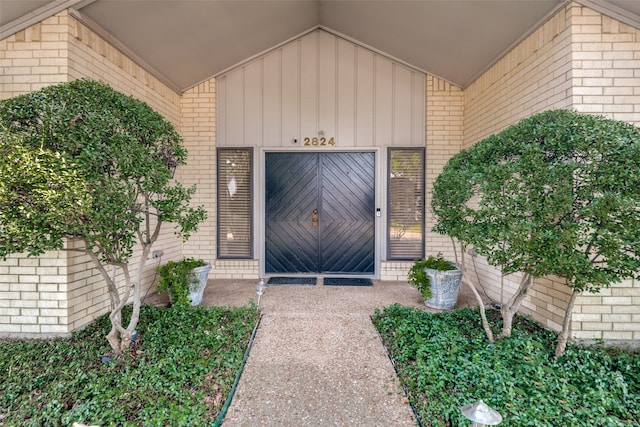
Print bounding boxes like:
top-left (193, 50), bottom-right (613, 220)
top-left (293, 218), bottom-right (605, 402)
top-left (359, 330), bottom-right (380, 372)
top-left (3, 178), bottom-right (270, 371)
top-left (2, 0), bottom-right (640, 93)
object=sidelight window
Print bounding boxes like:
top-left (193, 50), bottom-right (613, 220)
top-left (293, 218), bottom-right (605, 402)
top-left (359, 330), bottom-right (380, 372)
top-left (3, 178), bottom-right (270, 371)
top-left (387, 148), bottom-right (424, 260)
top-left (217, 148), bottom-right (253, 258)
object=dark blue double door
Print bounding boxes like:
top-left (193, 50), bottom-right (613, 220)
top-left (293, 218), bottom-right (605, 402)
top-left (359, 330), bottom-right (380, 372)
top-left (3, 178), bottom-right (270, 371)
top-left (265, 152), bottom-right (375, 274)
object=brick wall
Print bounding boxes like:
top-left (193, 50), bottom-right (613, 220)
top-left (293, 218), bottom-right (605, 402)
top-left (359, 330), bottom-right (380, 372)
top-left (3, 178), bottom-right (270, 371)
top-left (571, 7), bottom-right (640, 124)
top-left (459, 3), bottom-right (577, 333)
top-left (213, 260), bottom-right (260, 280)
top-left (567, 4), bottom-right (640, 341)
top-left (179, 80), bottom-right (217, 264)
top-left (464, 5), bottom-right (573, 146)
top-left (0, 14), bottom-right (69, 100)
top-left (573, 279), bottom-right (640, 341)
top-left (0, 252), bottom-right (68, 337)
top-left (425, 76), bottom-right (465, 260)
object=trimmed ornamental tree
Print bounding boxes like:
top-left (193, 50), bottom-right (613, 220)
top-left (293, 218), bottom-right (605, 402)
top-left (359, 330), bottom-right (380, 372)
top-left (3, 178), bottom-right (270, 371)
top-left (0, 79), bottom-right (207, 355)
top-left (432, 109), bottom-right (640, 357)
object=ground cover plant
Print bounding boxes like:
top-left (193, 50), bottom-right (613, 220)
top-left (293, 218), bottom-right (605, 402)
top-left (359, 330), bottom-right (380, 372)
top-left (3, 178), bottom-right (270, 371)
top-left (0, 304), bottom-right (259, 426)
top-left (373, 304), bottom-right (639, 427)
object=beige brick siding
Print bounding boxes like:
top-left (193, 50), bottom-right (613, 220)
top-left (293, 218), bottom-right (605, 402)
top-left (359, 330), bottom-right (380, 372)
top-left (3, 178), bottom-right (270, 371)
top-left (0, 15), bottom-right (70, 99)
top-left (425, 76), bottom-right (464, 260)
top-left (573, 280), bottom-right (640, 341)
top-left (571, 6), bottom-right (640, 124)
top-left (66, 14), bottom-right (185, 326)
top-left (380, 261), bottom-right (414, 282)
top-left (0, 14), bottom-right (72, 337)
top-left (0, 252), bottom-right (69, 337)
top-left (461, 1), bottom-right (574, 333)
top-left (465, 5), bottom-right (573, 147)
top-left (213, 260), bottom-right (260, 280)
top-left (567, 4), bottom-right (640, 341)
top-left (178, 80), bottom-right (218, 266)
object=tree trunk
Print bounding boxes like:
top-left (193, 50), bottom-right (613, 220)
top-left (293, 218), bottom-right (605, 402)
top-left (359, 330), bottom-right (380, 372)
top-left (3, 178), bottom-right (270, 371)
top-left (499, 273), bottom-right (535, 338)
top-left (457, 244), bottom-right (495, 343)
top-left (465, 278), bottom-right (495, 343)
top-left (79, 203), bottom-right (162, 356)
top-left (86, 252), bottom-right (135, 356)
top-left (555, 290), bottom-right (578, 358)
top-left (120, 247), bottom-right (153, 352)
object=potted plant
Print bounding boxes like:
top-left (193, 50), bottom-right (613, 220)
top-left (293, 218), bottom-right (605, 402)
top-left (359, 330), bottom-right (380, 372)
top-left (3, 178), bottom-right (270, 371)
top-left (408, 252), bottom-right (462, 310)
top-left (156, 257), bottom-right (212, 306)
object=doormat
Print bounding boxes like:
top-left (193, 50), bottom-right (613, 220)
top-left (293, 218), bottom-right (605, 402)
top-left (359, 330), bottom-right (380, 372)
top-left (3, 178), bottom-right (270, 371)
top-left (323, 278), bottom-right (373, 287)
top-left (267, 277), bottom-right (317, 285)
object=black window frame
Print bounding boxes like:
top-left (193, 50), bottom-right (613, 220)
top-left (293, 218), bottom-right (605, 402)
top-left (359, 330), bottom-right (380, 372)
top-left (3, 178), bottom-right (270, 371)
top-left (216, 147), bottom-right (254, 259)
top-left (387, 147), bottom-right (425, 260)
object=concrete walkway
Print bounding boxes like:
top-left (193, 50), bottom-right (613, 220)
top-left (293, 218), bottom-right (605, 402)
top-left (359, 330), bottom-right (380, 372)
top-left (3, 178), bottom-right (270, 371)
top-left (187, 278), bottom-right (476, 427)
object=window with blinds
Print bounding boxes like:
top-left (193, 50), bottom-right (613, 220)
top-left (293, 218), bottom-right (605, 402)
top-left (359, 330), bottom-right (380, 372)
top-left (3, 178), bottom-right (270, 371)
top-left (217, 148), bottom-right (252, 258)
top-left (388, 148), bottom-right (424, 260)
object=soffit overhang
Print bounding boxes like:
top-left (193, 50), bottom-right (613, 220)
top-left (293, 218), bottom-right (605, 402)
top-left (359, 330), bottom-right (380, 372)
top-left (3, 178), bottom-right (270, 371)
top-left (2, 0), bottom-right (640, 93)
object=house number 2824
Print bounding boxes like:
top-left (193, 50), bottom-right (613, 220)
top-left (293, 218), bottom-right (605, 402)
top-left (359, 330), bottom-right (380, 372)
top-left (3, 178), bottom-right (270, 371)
top-left (303, 137), bottom-right (336, 146)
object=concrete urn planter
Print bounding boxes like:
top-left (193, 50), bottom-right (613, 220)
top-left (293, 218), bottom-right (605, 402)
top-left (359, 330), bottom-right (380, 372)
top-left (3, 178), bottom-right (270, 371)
top-left (423, 263), bottom-right (462, 310)
top-left (156, 258), bottom-right (213, 307)
top-left (188, 263), bottom-right (212, 306)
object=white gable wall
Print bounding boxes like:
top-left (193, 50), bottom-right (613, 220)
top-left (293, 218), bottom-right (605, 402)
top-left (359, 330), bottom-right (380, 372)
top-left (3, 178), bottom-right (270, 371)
top-left (217, 29), bottom-right (425, 149)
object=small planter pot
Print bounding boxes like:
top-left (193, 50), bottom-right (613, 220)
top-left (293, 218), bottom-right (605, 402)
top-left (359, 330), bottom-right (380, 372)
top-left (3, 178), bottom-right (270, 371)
top-left (189, 263), bottom-right (212, 306)
top-left (424, 263), bottom-right (462, 310)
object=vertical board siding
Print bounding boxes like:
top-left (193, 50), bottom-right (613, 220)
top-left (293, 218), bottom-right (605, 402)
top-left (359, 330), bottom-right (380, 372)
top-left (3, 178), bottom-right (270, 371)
top-left (318, 31), bottom-right (337, 139)
top-left (281, 42), bottom-right (300, 145)
top-left (263, 52), bottom-right (282, 147)
top-left (244, 60), bottom-right (263, 146)
top-left (226, 70), bottom-right (244, 146)
top-left (375, 58), bottom-right (394, 146)
top-left (337, 38), bottom-right (356, 146)
top-left (300, 33), bottom-right (318, 138)
top-left (393, 64), bottom-right (413, 145)
top-left (356, 48), bottom-right (375, 147)
top-left (412, 72), bottom-right (425, 145)
top-left (217, 29), bottom-right (425, 147)
top-left (217, 76), bottom-right (227, 147)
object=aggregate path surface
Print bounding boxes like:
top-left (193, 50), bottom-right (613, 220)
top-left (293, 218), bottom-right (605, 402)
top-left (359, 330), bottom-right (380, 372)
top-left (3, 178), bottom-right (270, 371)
top-left (184, 279), bottom-right (476, 426)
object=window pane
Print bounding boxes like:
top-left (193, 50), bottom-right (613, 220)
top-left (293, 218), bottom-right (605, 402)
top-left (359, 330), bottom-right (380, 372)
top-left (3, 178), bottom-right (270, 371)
top-left (388, 148), bottom-right (424, 260)
top-left (217, 148), bottom-right (252, 258)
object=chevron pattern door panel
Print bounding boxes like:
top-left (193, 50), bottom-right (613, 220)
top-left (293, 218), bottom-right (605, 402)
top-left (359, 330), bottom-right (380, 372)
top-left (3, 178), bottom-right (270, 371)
top-left (265, 152), bottom-right (375, 274)
top-left (265, 153), bottom-right (320, 273)
top-left (320, 153), bottom-right (375, 273)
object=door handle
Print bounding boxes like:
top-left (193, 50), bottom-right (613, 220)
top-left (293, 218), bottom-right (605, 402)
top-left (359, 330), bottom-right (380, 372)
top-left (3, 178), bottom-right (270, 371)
top-left (312, 209), bottom-right (318, 227)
